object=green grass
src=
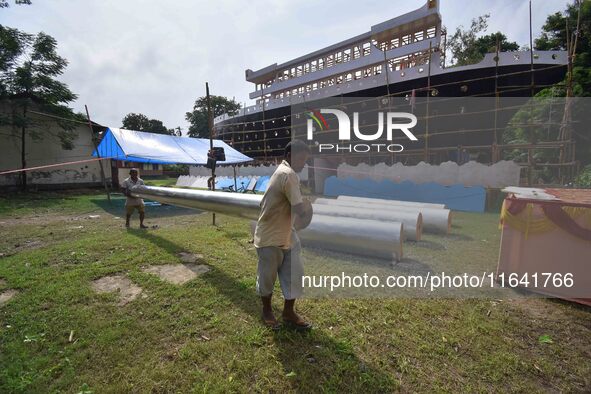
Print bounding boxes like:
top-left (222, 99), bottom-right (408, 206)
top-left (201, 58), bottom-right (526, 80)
top-left (144, 176), bottom-right (179, 187)
top-left (0, 191), bottom-right (590, 393)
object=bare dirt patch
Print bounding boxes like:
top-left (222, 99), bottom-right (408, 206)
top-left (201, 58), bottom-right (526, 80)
top-left (91, 275), bottom-right (143, 306)
top-left (178, 252), bottom-right (204, 264)
top-left (0, 289), bottom-right (18, 306)
top-left (508, 298), bottom-right (571, 323)
top-left (0, 278), bottom-right (6, 287)
top-left (142, 264), bottom-right (210, 285)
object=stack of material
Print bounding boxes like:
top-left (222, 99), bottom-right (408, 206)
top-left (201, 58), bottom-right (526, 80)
top-left (314, 196), bottom-right (451, 235)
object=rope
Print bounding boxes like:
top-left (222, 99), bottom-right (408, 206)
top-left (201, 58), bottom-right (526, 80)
top-left (0, 157), bottom-right (112, 175)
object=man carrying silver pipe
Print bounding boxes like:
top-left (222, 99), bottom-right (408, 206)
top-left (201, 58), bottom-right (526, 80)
top-left (253, 141), bottom-right (312, 330)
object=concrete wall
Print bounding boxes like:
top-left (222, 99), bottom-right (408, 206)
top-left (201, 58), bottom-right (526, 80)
top-left (336, 160), bottom-right (521, 188)
top-left (189, 164), bottom-right (309, 181)
top-left (0, 109), bottom-right (107, 189)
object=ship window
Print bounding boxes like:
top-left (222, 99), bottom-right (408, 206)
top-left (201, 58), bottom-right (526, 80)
top-left (374, 65), bottom-right (382, 74)
top-left (414, 31), bottom-right (424, 42)
top-left (326, 54), bottom-right (334, 67)
top-left (353, 46), bottom-right (361, 59)
top-left (379, 41), bottom-right (388, 51)
top-left (311, 60), bottom-right (317, 72)
top-left (319, 81), bottom-right (326, 88)
top-left (327, 78), bottom-right (335, 86)
top-left (312, 82), bottom-right (318, 90)
top-left (426, 26), bottom-right (436, 38)
top-left (363, 42), bottom-right (371, 56)
top-left (336, 75), bottom-right (343, 84)
top-left (290, 67), bottom-right (296, 78)
top-left (336, 51), bottom-right (343, 63)
top-left (364, 68), bottom-right (372, 77)
top-left (354, 70), bottom-right (362, 80)
top-left (296, 65), bottom-right (303, 77)
top-left (402, 34), bottom-right (411, 45)
top-left (346, 73), bottom-right (353, 82)
top-left (391, 38), bottom-right (399, 48)
top-left (318, 58), bottom-right (324, 69)
top-left (344, 48), bottom-right (351, 62)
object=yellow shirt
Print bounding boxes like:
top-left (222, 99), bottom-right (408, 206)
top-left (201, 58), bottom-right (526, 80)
top-left (254, 160), bottom-right (303, 249)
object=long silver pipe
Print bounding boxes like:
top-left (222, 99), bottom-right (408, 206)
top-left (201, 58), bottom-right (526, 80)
top-left (250, 216), bottom-right (403, 262)
top-left (337, 195), bottom-right (446, 209)
top-left (315, 198), bottom-right (451, 234)
top-left (131, 185), bottom-right (262, 220)
top-left (312, 203), bottom-right (422, 241)
top-left (299, 215), bottom-right (403, 261)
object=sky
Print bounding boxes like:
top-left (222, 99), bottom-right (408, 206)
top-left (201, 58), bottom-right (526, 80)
top-left (0, 0), bottom-right (568, 133)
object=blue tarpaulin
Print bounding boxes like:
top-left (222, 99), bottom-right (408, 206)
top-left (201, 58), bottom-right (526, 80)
top-left (93, 128), bottom-right (252, 165)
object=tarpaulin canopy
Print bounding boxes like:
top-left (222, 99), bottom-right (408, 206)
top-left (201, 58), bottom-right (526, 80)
top-left (93, 128), bottom-right (253, 165)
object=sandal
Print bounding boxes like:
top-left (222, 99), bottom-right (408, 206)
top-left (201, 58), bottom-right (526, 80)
top-left (262, 316), bottom-right (282, 331)
top-left (283, 318), bottom-right (312, 331)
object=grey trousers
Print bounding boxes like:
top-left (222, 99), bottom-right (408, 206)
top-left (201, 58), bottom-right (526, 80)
top-left (255, 234), bottom-right (303, 299)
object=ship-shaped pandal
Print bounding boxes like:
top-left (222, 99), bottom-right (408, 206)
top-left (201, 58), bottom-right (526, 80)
top-left (214, 0), bottom-right (567, 163)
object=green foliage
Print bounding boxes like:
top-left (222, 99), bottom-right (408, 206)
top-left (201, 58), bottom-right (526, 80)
top-left (0, 25), bottom-right (79, 155)
top-left (534, 1), bottom-right (591, 167)
top-left (535, 1), bottom-right (591, 96)
top-left (574, 164), bottom-right (591, 187)
top-left (448, 15), bottom-right (520, 67)
top-left (121, 112), bottom-right (180, 136)
top-left (185, 95), bottom-right (240, 138)
top-left (162, 164), bottom-right (189, 174)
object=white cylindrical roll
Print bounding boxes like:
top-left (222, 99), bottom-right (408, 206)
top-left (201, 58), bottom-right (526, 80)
top-left (315, 198), bottom-right (451, 234)
top-left (336, 195), bottom-right (446, 209)
top-left (298, 214), bottom-right (403, 261)
top-left (248, 215), bottom-right (403, 261)
top-left (312, 203), bottom-right (422, 241)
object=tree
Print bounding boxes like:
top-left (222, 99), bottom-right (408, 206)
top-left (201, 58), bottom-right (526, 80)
top-left (185, 95), bottom-right (240, 138)
top-left (447, 14), bottom-right (489, 66)
top-left (535, 0), bottom-right (590, 97)
top-left (534, 0), bottom-right (591, 166)
top-left (0, 25), bottom-right (79, 190)
top-left (474, 32), bottom-right (519, 56)
top-left (447, 15), bottom-right (520, 67)
top-left (121, 112), bottom-right (181, 136)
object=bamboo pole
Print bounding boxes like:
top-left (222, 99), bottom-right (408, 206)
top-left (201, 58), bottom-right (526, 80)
top-left (206, 82), bottom-right (216, 225)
